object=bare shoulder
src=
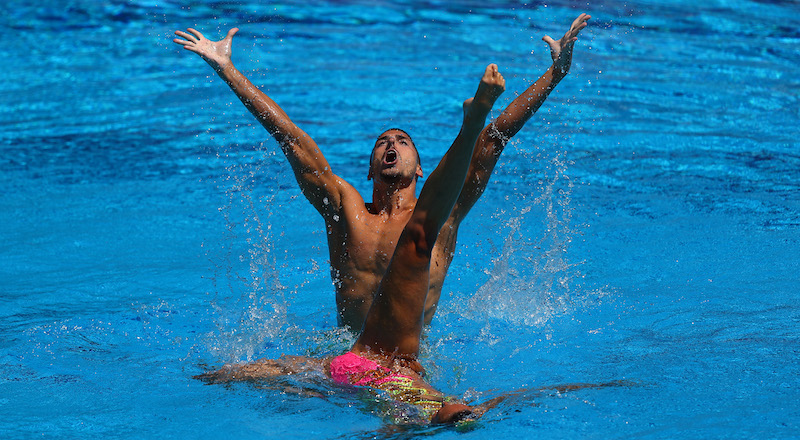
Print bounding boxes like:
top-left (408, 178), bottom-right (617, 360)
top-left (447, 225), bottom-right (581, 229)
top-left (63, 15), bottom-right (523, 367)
top-left (326, 176), bottom-right (369, 219)
top-left (314, 174), bottom-right (365, 219)
top-left (333, 175), bottom-right (365, 204)
top-left (320, 177), bottom-right (377, 247)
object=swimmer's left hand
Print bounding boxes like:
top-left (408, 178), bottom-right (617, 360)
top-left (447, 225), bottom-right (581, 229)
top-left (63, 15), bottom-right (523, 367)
top-left (543, 13), bottom-right (591, 77)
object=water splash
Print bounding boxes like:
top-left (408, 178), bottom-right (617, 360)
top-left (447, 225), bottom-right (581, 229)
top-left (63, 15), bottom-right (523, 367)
top-left (467, 139), bottom-right (587, 327)
top-left (203, 145), bottom-right (290, 364)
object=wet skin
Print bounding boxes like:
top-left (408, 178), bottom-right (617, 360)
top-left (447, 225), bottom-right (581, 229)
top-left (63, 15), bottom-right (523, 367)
top-left (173, 13), bottom-right (591, 331)
top-left (176, 13), bottom-right (592, 424)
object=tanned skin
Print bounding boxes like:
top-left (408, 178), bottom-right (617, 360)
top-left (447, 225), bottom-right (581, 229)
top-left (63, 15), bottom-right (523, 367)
top-left (180, 13), bottom-right (593, 424)
top-left (173, 13), bottom-right (591, 331)
top-left (196, 64), bottom-right (506, 424)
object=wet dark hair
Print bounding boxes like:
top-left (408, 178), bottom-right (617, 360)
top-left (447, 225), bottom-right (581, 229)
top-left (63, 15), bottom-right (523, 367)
top-left (371, 128), bottom-right (421, 166)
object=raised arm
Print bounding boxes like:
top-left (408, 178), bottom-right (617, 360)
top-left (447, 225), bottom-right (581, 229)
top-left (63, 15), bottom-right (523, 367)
top-left (451, 13), bottom-right (591, 219)
top-left (415, 65), bottom-right (506, 250)
top-left (355, 65), bottom-right (505, 357)
top-left (172, 27), bottom-right (345, 215)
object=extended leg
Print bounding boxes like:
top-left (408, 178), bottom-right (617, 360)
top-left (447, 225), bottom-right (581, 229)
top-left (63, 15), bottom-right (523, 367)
top-left (342, 66), bottom-right (505, 424)
top-left (194, 355), bottom-right (325, 384)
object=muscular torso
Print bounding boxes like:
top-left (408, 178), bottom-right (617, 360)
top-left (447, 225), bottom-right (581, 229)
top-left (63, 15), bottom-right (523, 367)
top-left (325, 187), bottom-right (459, 330)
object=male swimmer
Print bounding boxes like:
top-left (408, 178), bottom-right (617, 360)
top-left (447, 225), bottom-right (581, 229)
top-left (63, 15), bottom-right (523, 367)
top-left (173, 13), bottom-right (591, 332)
top-left (194, 63), bottom-right (505, 424)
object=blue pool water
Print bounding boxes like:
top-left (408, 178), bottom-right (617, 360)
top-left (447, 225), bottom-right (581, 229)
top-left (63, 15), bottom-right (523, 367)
top-left (2, 0), bottom-right (799, 438)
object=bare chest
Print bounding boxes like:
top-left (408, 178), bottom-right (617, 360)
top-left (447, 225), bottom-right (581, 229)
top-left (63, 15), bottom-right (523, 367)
top-left (342, 214), bottom-right (408, 274)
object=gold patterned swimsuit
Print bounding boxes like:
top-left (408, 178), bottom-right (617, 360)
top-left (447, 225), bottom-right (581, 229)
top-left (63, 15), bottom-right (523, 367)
top-left (329, 351), bottom-right (445, 420)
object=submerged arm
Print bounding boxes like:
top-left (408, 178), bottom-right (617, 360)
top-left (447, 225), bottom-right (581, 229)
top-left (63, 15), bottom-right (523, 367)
top-left (173, 27), bottom-right (344, 214)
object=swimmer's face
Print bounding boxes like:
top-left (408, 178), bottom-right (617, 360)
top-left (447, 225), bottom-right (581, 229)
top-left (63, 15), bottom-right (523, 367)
top-left (368, 129), bottom-right (423, 183)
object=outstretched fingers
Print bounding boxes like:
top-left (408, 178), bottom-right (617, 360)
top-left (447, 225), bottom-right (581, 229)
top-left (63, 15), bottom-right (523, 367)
top-left (171, 26), bottom-right (240, 70)
top-left (568, 13), bottom-right (591, 39)
top-left (173, 29), bottom-right (203, 50)
top-left (543, 13), bottom-right (591, 47)
top-left (173, 31), bottom-right (194, 44)
top-left (187, 27), bottom-right (205, 40)
top-left (572, 13), bottom-right (591, 29)
top-left (543, 13), bottom-right (591, 70)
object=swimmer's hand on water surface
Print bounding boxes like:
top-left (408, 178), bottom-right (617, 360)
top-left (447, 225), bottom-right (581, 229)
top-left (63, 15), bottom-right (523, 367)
top-left (173, 27), bottom-right (239, 72)
top-left (542, 13), bottom-right (591, 77)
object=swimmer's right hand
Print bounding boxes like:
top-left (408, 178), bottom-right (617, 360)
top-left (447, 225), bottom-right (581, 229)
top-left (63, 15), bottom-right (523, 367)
top-left (173, 27), bottom-right (239, 72)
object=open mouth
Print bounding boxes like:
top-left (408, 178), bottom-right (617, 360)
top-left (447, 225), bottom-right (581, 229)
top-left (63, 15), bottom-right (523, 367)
top-left (384, 149), bottom-right (398, 165)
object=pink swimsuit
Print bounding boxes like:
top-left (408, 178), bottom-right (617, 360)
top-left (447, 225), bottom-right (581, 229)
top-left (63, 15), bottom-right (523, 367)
top-left (329, 352), bottom-right (445, 420)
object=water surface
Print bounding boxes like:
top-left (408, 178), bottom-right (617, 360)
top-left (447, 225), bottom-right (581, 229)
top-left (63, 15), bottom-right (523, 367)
top-left (2, 0), bottom-right (799, 438)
